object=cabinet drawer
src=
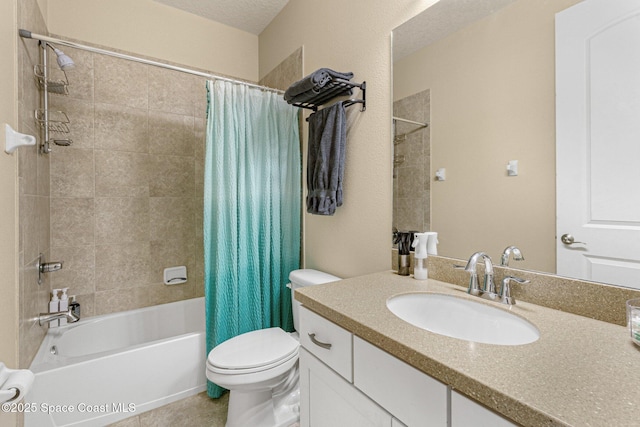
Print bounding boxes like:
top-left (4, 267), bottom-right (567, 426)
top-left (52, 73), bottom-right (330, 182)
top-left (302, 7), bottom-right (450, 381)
top-left (299, 306), bottom-right (353, 382)
top-left (354, 336), bottom-right (447, 426)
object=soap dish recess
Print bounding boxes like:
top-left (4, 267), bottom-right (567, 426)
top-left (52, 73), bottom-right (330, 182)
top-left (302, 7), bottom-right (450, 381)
top-left (164, 266), bottom-right (187, 285)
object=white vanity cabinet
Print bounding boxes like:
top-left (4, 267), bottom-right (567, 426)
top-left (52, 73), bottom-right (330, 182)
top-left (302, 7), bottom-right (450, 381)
top-left (298, 306), bottom-right (516, 427)
top-left (299, 347), bottom-right (394, 426)
top-left (299, 307), bottom-right (393, 426)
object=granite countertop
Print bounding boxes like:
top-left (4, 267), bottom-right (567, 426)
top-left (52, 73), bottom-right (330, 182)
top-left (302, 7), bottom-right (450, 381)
top-left (294, 270), bottom-right (640, 427)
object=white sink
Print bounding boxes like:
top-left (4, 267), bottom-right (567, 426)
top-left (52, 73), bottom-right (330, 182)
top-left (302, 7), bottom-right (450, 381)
top-left (386, 293), bottom-right (539, 346)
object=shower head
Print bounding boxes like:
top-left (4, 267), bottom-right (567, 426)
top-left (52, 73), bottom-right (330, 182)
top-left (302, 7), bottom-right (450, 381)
top-left (48, 44), bottom-right (75, 71)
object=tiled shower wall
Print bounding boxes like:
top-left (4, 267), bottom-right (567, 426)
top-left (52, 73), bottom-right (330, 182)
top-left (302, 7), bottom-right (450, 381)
top-left (47, 46), bottom-right (209, 318)
top-left (393, 90), bottom-right (431, 233)
top-left (17, 0), bottom-right (52, 368)
top-left (17, 32), bottom-right (303, 368)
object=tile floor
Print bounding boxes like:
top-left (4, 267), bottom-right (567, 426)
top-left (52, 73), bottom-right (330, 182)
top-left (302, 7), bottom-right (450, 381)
top-left (108, 392), bottom-right (228, 427)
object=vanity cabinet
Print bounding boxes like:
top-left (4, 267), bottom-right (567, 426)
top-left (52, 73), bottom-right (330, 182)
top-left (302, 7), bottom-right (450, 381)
top-left (299, 347), bottom-right (393, 426)
top-left (299, 306), bottom-right (516, 427)
top-left (451, 390), bottom-right (518, 427)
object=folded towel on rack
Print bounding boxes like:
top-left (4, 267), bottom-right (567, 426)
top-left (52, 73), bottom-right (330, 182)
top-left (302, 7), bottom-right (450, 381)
top-left (306, 101), bottom-right (347, 215)
top-left (284, 68), bottom-right (354, 104)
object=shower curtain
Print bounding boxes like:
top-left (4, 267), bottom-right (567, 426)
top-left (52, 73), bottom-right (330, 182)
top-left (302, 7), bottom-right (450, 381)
top-left (204, 79), bottom-right (301, 398)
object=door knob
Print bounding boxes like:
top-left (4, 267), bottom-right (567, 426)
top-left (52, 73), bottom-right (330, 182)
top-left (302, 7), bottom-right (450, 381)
top-left (561, 234), bottom-right (586, 245)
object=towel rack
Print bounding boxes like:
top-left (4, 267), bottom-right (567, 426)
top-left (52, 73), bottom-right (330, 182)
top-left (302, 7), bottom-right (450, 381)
top-left (292, 79), bottom-right (366, 113)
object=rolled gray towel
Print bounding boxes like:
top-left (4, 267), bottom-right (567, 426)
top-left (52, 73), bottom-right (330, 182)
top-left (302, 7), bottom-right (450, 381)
top-left (284, 68), bottom-right (354, 103)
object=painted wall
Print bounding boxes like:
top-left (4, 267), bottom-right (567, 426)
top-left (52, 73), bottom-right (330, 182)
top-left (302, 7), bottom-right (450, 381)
top-left (393, 0), bottom-right (581, 273)
top-left (0, 0), bottom-right (19, 423)
top-left (43, 0), bottom-right (259, 81)
top-left (259, 0), bottom-right (439, 278)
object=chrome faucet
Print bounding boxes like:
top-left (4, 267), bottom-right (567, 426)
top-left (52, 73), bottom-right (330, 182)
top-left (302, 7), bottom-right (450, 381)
top-left (457, 252), bottom-right (531, 304)
top-left (459, 252), bottom-right (495, 298)
top-left (38, 305), bottom-right (80, 326)
top-left (499, 276), bottom-right (530, 305)
top-left (500, 246), bottom-right (524, 266)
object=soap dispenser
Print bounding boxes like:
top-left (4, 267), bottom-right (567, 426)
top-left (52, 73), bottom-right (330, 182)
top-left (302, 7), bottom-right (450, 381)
top-left (59, 288), bottom-right (69, 326)
top-left (426, 232), bottom-right (439, 255)
top-left (412, 233), bottom-right (429, 280)
top-left (49, 289), bottom-right (60, 327)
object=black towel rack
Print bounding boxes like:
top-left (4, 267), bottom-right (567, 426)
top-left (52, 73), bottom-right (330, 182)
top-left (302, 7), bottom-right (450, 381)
top-left (292, 79), bottom-right (366, 113)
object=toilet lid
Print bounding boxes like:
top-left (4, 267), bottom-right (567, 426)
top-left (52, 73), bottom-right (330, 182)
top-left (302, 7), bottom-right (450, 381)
top-left (207, 328), bottom-right (299, 372)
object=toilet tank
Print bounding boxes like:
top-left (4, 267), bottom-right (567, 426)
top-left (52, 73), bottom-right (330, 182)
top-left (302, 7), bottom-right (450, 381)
top-left (288, 269), bottom-right (340, 332)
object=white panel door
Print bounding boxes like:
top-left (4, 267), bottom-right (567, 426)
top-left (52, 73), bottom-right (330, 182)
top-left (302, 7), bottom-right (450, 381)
top-left (556, 0), bottom-right (640, 289)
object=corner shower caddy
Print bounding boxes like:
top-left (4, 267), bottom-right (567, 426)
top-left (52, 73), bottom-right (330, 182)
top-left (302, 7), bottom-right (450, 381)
top-left (34, 45), bottom-right (72, 154)
top-left (290, 78), bottom-right (366, 114)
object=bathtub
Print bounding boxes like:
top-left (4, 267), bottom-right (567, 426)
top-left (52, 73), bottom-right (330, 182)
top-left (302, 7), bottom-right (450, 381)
top-left (25, 297), bottom-right (207, 427)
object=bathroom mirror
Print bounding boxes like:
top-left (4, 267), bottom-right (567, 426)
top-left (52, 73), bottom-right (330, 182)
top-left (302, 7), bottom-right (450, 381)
top-left (392, 0), bottom-right (640, 290)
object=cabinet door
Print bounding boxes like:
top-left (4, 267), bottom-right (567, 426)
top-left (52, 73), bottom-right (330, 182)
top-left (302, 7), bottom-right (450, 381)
top-left (451, 391), bottom-right (518, 427)
top-left (300, 348), bottom-right (392, 427)
top-left (354, 337), bottom-right (448, 426)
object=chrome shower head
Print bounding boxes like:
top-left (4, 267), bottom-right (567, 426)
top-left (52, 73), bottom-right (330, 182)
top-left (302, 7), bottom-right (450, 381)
top-left (47, 43), bottom-right (75, 71)
top-left (53, 47), bottom-right (75, 71)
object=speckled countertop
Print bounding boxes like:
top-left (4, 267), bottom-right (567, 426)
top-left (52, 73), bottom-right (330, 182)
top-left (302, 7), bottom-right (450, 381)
top-left (295, 270), bottom-right (640, 427)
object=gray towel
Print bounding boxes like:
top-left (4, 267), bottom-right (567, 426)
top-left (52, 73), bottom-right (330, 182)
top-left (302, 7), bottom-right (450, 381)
top-left (284, 68), bottom-right (354, 104)
top-left (306, 101), bottom-right (346, 215)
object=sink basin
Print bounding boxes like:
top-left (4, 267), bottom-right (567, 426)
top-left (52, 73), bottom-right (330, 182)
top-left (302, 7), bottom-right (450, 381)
top-left (386, 293), bottom-right (539, 346)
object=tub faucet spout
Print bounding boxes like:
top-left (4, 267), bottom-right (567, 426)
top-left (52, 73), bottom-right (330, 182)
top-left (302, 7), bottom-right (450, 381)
top-left (38, 306), bottom-right (80, 326)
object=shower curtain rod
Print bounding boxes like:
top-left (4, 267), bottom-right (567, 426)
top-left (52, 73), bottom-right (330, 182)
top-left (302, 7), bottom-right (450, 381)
top-left (392, 116), bottom-right (428, 128)
top-left (18, 29), bottom-right (284, 94)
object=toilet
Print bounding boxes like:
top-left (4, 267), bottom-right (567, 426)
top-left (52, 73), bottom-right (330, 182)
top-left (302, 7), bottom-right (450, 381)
top-left (206, 269), bottom-right (340, 427)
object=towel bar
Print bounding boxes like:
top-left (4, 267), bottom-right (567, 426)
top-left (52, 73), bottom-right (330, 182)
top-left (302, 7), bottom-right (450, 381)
top-left (292, 80), bottom-right (366, 113)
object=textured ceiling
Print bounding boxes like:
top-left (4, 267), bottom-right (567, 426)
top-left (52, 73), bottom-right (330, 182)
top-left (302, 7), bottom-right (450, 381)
top-left (393, 0), bottom-right (518, 62)
top-left (153, 0), bottom-right (290, 35)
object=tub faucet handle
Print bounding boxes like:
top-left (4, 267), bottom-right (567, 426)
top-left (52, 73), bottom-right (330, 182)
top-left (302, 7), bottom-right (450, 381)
top-left (37, 253), bottom-right (64, 285)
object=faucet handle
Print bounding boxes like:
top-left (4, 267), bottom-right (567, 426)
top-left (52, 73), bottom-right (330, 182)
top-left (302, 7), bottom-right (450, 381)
top-left (453, 264), bottom-right (481, 296)
top-left (499, 276), bottom-right (530, 305)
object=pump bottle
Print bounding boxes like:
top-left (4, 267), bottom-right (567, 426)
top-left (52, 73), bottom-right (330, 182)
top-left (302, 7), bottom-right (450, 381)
top-left (412, 233), bottom-right (429, 280)
top-left (49, 289), bottom-right (60, 327)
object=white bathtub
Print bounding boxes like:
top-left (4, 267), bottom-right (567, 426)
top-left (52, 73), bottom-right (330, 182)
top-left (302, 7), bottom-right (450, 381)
top-left (25, 297), bottom-right (207, 427)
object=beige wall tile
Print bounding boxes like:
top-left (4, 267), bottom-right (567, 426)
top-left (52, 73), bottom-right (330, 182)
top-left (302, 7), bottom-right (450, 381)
top-left (93, 288), bottom-right (141, 315)
top-left (50, 148), bottom-right (95, 197)
top-left (51, 197), bottom-right (95, 247)
top-left (94, 55), bottom-right (148, 109)
top-left (149, 197), bottom-right (194, 241)
top-left (18, 143), bottom-right (38, 196)
top-left (50, 245), bottom-right (96, 295)
top-left (95, 242), bottom-right (153, 291)
top-left (20, 195), bottom-right (39, 264)
top-left (95, 150), bottom-right (149, 197)
top-left (134, 281), bottom-right (192, 308)
top-left (95, 197), bottom-right (149, 244)
top-left (95, 103), bottom-right (149, 153)
top-left (149, 154), bottom-right (195, 197)
top-left (148, 66), bottom-right (197, 116)
top-left (148, 110), bottom-right (195, 156)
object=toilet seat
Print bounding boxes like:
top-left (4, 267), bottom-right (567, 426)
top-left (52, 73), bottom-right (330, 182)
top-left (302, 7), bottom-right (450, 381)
top-left (207, 328), bottom-right (299, 375)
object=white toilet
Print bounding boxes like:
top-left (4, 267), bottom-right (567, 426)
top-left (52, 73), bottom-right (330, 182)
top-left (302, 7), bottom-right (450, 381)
top-left (206, 269), bottom-right (340, 427)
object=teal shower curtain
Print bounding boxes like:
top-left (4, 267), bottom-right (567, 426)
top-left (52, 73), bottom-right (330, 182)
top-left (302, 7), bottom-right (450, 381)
top-left (204, 79), bottom-right (301, 398)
